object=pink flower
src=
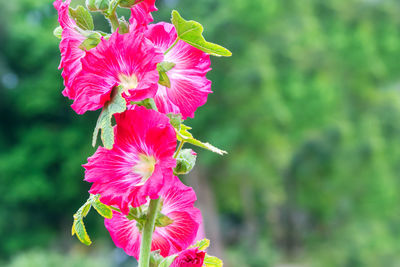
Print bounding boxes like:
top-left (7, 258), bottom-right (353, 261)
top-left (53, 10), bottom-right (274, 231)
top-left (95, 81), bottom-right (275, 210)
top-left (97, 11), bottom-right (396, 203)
top-left (146, 22), bottom-right (212, 119)
top-left (53, 0), bottom-right (86, 99)
top-left (84, 107), bottom-right (176, 213)
top-left (70, 30), bottom-right (163, 114)
top-left (170, 248), bottom-right (206, 267)
top-left (104, 176), bottom-right (202, 258)
top-left (129, 0), bottom-right (157, 32)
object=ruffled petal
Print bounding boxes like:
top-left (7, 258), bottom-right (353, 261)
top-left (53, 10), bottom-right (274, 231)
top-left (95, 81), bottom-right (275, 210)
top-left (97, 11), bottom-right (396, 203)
top-left (71, 31), bottom-right (162, 114)
top-left (147, 22), bottom-right (212, 119)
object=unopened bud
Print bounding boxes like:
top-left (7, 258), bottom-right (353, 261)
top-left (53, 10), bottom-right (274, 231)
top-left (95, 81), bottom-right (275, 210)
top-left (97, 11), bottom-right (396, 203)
top-left (118, 17), bottom-right (129, 34)
top-left (119, 0), bottom-right (137, 8)
top-left (174, 149), bottom-right (197, 175)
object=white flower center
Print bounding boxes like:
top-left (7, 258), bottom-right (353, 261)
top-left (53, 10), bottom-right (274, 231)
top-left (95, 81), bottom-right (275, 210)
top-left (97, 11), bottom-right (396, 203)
top-left (133, 154), bottom-right (156, 186)
top-left (119, 73), bottom-right (138, 95)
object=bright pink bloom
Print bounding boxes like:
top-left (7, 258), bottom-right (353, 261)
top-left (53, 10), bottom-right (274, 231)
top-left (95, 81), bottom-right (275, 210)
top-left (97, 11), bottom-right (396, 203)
top-left (70, 31), bottom-right (163, 114)
top-left (84, 107), bottom-right (176, 213)
top-left (170, 248), bottom-right (206, 267)
top-left (104, 176), bottom-right (202, 258)
top-left (129, 0), bottom-right (157, 31)
top-left (146, 22), bottom-right (212, 119)
top-left (53, 0), bottom-right (86, 99)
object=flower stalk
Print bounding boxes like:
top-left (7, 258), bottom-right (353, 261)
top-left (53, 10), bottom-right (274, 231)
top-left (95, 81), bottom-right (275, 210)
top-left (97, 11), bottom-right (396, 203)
top-left (138, 198), bottom-right (161, 267)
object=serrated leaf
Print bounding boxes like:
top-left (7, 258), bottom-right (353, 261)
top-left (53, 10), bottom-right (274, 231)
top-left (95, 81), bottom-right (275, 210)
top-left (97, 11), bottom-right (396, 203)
top-left (204, 254), bottom-right (223, 267)
top-left (69, 5), bottom-right (94, 31)
top-left (174, 149), bottom-right (197, 175)
top-left (159, 255), bottom-right (178, 267)
top-left (171, 10), bottom-right (231, 57)
top-left (177, 124), bottom-right (227, 155)
top-left (92, 198), bottom-right (113, 219)
top-left (191, 238), bottom-right (210, 250)
top-left (72, 218), bottom-right (92, 246)
top-left (92, 87), bottom-right (126, 149)
top-left (53, 26), bottom-right (62, 39)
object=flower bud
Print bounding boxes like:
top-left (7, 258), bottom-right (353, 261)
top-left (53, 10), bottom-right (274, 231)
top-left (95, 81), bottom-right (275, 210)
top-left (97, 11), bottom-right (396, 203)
top-left (86, 0), bottom-right (110, 11)
top-left (85, 0), bottom-right (97, 11)
top-left (118, 17), bottom-right (129, 34)
top-left (119, 0), bottom-right (137, 8)
top-left (95, 0), bottom-right (110, 11)
top-left (174, 149), bottom-right (197, 175)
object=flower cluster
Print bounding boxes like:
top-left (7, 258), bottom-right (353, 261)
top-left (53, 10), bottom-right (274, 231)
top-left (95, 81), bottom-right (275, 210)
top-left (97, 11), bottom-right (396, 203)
top-left (54, 0), bottom-right (230, 266)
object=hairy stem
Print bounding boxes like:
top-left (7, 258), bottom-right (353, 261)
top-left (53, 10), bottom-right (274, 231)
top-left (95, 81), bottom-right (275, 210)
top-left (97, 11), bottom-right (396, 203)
top-left (138, 198), bottom-right (160, 267)
top-left (173, 141), bottom-right (185, 158)
top-left (107, 12), bottom-right (120, 32)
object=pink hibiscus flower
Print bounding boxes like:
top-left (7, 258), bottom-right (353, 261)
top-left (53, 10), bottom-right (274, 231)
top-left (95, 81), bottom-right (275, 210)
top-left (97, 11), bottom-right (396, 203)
top-left (170, 247), bottom-right (206, 267)
top-left (146, 22), bottom-right (212, 119)
top-left (104, 176), bottom-right (202, 258)
top-left (53, 0), bottom-right (86, 99)
top-left (129, 0), bottom-right (157, 31)
top-left (84, 107), bottom-right (176, 213)
top-left (70, 30), bottom-right (163, 114)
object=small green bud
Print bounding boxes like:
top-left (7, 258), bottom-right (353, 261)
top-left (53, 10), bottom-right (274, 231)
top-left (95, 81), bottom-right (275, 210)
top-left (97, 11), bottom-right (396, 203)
top-left (85, 0), bottom-right (97, 11)
top-left (53, 26), bottom-right (63, 39)
top-left (119, 0), bottom-right (137, 8)
top-left (118, 16), bottom-right (129, 34)
top-left (174, 149), bottom-right (197, 175)
top-left (95, 0), bottom-right (110, 11)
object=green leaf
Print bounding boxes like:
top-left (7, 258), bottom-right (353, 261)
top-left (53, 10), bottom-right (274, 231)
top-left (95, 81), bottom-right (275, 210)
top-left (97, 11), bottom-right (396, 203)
top-left (69, 5), bottom-right (94, 31)
top-left (92, 87), bottom-right (127, 149)
top-left (177, 124), bottom-right (227, 155)
top-left (79, 32), bottom-right (101, 50)
top-left (174, 149), bottom-right (197, 175)
top-left (158, 255), bottom-right (178, 267)
top-left (92, 198), bottom-right (113, 219)
top-left (53, 26), bottom-right (62, 39)
top-left (191, 238), bottom-right (210, 250)
top-left (204, 254), bottom-right (223, 267)
top-left (72, 217), bottom-right (92, 246)
top-left (171, 10), bottom-right (231, 57)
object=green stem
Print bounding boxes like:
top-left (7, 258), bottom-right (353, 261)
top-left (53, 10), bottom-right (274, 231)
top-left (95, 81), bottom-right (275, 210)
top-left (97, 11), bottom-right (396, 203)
top-left (164, 38), bottom-right (179, 55)
top-left (138, 198), bottom-right (160, 267)
top-left (173, 141), bottom-right (185, 158)
top-left (107, 12), bottom-right (120, 33)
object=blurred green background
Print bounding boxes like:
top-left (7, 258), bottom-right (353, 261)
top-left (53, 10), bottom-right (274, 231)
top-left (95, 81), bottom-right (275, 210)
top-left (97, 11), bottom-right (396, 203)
top-left (2, 0), bottom-right (400, 266)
